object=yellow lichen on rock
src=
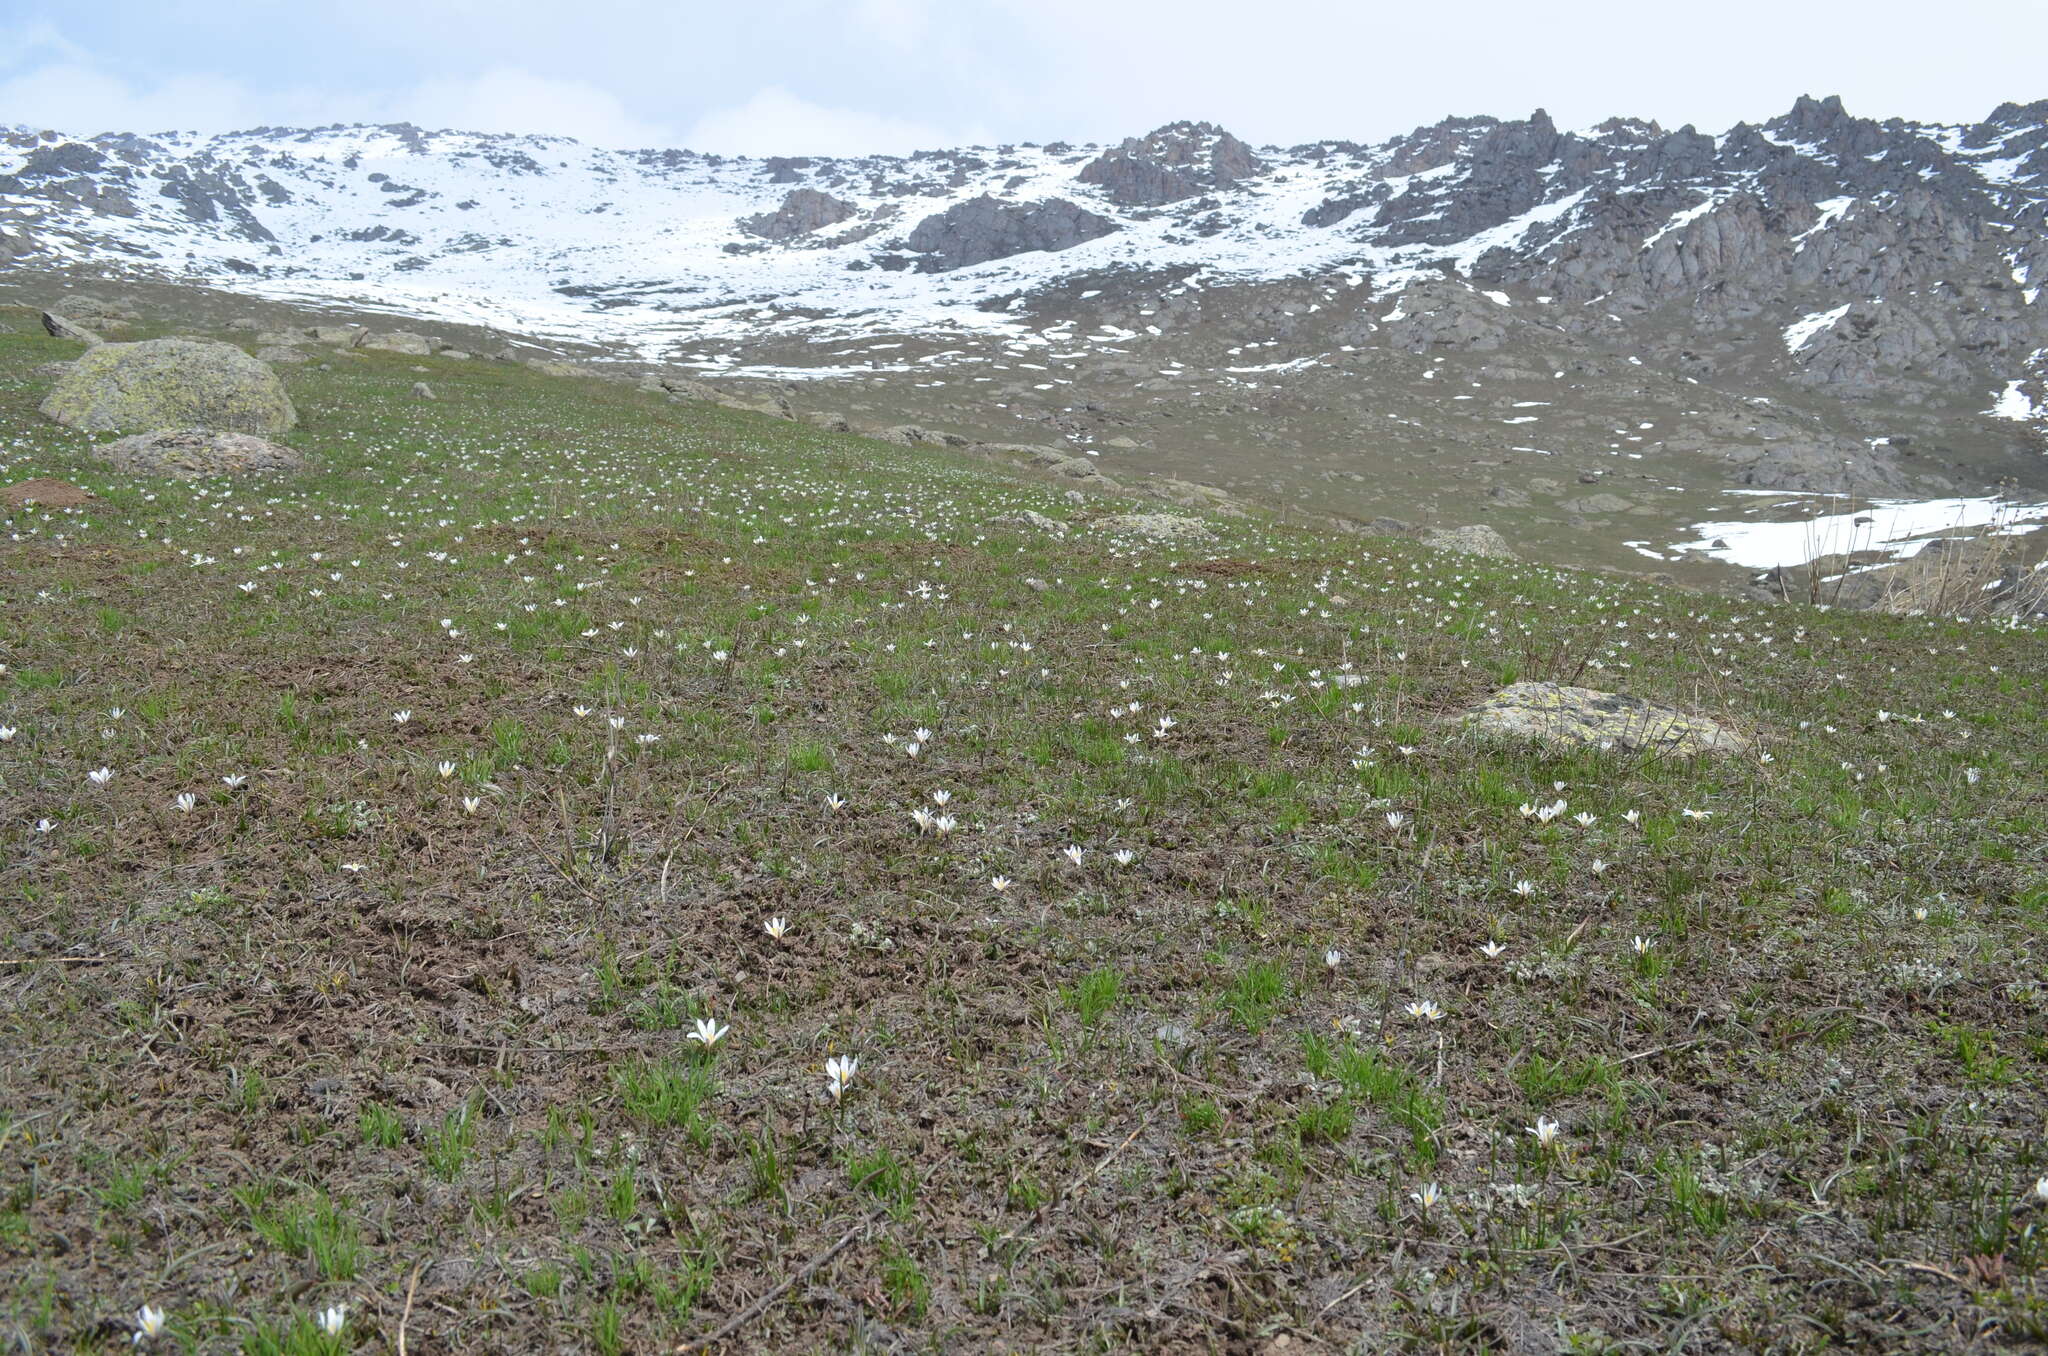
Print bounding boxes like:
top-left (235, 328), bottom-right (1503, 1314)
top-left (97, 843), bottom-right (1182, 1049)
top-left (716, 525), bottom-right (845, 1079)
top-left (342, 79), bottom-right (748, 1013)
top-left (1463, 681), bottom-right (1748, 756)
top-left (38, 338), bottom-right (297, 436)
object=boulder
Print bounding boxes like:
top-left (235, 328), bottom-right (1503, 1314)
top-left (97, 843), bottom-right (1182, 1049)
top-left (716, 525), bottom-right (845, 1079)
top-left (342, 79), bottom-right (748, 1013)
top-left (1418, 524), bottom-right (1516, 559)
top-left (256, 345), bottom-right (310, 364)
top-left (360, 330), bottom-right (435, 355)
top-left (411, 381), bottom-right (435, 399)
top-left (308, 326), bottom-right (364, 345)
top-left (992, 509), bottom-right (1067, 534)
top-left (1093, 513), bottom-right (1215, 543)
top-left (39, 339), bottom-right (297, 435)
top-left (40, 310), bottom-right (102, 345)
top-left (52, 296), bottom-right (138, 328)
top-left (1464, 682), bottom-right (1749, 756)
top-left (91, 429), bottom-right (305, 478)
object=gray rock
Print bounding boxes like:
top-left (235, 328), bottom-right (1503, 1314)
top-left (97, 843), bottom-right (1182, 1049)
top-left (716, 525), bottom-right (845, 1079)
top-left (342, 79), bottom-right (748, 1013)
top-left (1077, 121), bottom-right (1264, 206)
top-left (1093, 512), bottom-right (1215, 542)
top-left (411, 381), bottom-right (435, 399)
top-left (905, 195), bottom-right (1117, 271)
top-left (40, 310), bottom-right (101, 346)
top-left (993, 509), bottom-right (1067, 534)
top-left (1418, 524), bottom-right (1516, 559)
top-left (740, 188), bottom-right (857, 241)
top-left (92, 428), bottom-right (305, 478)
top-left (360, 330), bottom-right (435, 356)
top-left (39, 339), bottom-right (297, 435)
top-left (256, 346), bottom-right (309, 364)
top-left (1465, 681), bottom-right (1749, 756)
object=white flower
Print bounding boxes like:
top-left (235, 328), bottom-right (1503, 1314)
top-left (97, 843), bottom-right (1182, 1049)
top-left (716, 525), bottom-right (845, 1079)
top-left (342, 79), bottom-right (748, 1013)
top-left (913, 727), bottom-right (933, 743)
top-left (1411, 1182), bottom-right (1442, 1211)
top-left (35, 819), bottom-right (54, 833)
top-left (2034, 1176), bottom-right (2048, 1204)
top-left (1062, 845), bottom-right (1085, 868)
top-left (1405, 999), bottom-right (1444, 1022)
top-left (1479, 940), bottom-right (1506, 959)
top-left (1324, 947), bottom-right (1343, 971)
top-left (1589, 859), bottom-right (1609, 876)
top-left (1622, 809), bottom-right (1641, 826)
top-left (316, 1305), bottom-right (347, 1338)
top-left (686, 1017), bottom-right (729, 1050)
top-left (1572, 812), bottom-right (1596, 829)
top-left (930, 789), bottom-right (951, 806)
top-left (607, 716), bottom-right (626, 731)
top-left (1113, 848), bottom-right (1136, 866)
top-left (572, 705), bottom-right (593, 718)
top-left (221, 773), bottom-right (248, 789)
top-left (0, 726), bottom-right (15, 741)
top-left (1511, 879), bottom-right (1537, 898)
top-left (1632, 935), bottom-right (1654, 955)
top-left (173, 792), bottom-right (196, 813)
top-left (910, 807), bottom-right (936, 834)
top-left (764, 916), bottom-right (790, 940)
top-left (990, 875), bottom-right (1012, 892)
top-left (1528, 1116), bottom-right (1563, 1149)
top-left (133, 1305), bottom-right (166, 1345)
top-left (1384, 810), bottom-right (1407, 832)
top-left (824, 792), bottom-right (846, 811)
top-left (436, 761), bottom-right (457, 779)
top-left (1680, 807), bottom-right (1712, 820)
top-left (87, 766), bottom-right (114, 786)
top-left (826, 1053), bottom-right (859, 1102)
top-left (461, 797), bottom-right (482, 815)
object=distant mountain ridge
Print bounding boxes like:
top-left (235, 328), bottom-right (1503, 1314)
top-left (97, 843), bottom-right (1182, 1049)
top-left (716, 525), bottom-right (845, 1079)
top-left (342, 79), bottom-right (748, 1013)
top-left (5, 96), bottom-right (2047, 567)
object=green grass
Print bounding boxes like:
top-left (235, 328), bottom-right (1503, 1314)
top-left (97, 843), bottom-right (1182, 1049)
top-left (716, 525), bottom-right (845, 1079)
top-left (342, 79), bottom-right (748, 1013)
top-left (0, 304), bottom-right (2043, 1351)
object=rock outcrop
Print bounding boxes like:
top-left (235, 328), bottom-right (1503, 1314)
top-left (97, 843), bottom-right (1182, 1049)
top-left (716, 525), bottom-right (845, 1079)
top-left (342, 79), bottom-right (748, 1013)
top-left (1077, 122), bottom-right (1264, 206)
top-left (905, 196), bottom-right (1116, 271)
top-left (39, 339), bottom-right (297, 435)
top-left (740, 188), bottom-right (857, 241)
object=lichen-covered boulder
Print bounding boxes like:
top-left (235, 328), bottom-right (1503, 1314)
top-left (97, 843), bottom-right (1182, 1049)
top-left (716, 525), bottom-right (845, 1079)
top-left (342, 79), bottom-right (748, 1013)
top-left (1463, 682), bottom-right (1748, 757)
top-left (1419, 524), bottom-right (1515, 559)
top-left (1093, 513), bottom-right (1215, 543)
top-left (92, 429), bottom-right (306, 478)
top-left (39, 338), bottom-right (297, 435)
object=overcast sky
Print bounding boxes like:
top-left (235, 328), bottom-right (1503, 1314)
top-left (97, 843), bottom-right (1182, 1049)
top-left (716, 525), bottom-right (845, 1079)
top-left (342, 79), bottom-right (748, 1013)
top-left (3, 1), bottom-right (2041, 155)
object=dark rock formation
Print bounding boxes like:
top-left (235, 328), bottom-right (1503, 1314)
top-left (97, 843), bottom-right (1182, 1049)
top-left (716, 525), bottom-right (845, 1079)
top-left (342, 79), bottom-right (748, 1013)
top-left (905, 195), bottom-right (1117, 271)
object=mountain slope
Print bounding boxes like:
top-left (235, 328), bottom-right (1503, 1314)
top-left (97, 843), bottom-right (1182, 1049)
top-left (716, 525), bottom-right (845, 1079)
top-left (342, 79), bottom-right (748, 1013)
top-left (5, 97), bottom-right (2048, 573)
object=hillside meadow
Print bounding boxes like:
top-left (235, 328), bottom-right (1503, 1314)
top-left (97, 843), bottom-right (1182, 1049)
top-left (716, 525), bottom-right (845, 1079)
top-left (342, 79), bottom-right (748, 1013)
top-left (1, 310), bottom-right (2045, 1352)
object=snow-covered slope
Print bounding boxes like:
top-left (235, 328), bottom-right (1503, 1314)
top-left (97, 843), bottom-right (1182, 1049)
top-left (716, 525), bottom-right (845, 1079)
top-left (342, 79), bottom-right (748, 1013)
top-left (6, 97), bottom-right (2048, 563)
top-left (4, 99), bottom-right (2045, 379)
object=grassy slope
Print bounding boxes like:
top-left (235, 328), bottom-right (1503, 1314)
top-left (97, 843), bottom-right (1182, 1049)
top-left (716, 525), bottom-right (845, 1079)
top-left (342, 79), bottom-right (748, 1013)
top-left (0, 309), bottom-right (2045, 1353)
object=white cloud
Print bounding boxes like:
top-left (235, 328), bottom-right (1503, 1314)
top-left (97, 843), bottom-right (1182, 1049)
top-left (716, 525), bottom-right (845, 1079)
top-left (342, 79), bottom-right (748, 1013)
top-left (852, 0), bottom-right (931, 49)
top-left (386, 69), bottom-right (670, 145)
top-left (683, 85), bottom-right (977, 157)
top-left (0, 57), bottom-right (669, 146)
top-left (0, 63), bottom-right (261, 136)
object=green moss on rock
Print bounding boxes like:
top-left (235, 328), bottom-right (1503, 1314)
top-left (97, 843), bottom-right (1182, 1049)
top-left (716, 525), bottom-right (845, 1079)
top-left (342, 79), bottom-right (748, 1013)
top-left (38, 338), bottom-right (297, 435)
